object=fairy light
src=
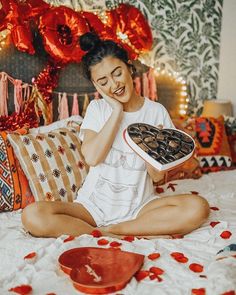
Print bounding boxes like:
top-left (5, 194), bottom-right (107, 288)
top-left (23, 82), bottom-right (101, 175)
top-left (154, 66), bottom-right (189, 116)
top-left (0, 29), bottom-right (10, 51)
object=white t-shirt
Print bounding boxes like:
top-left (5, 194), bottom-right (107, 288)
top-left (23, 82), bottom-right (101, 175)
top-left (75, 97), bottom-right (174, 226)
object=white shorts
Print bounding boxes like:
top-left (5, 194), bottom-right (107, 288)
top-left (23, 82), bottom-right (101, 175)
top-left (74, 194), bottom-right (158, 227)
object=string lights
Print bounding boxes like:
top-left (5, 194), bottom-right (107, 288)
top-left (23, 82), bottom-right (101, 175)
top-left (0, 29), bottom-right (10, 51)
top-left (154, 66), bottom-right (189, 116)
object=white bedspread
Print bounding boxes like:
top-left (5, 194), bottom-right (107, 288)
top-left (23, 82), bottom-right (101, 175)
top-left (0, 170), bottom-right (236, 294)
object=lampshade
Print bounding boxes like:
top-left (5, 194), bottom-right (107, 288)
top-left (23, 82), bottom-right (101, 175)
top-left (202, 99), bottom-right (233, 117)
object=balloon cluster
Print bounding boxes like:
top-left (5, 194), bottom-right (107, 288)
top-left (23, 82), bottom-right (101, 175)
top-left (0, 0), bottom-right (153, 130)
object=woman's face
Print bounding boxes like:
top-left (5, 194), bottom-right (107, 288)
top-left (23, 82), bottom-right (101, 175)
top-left (91, 56), bottom-right (134, 103)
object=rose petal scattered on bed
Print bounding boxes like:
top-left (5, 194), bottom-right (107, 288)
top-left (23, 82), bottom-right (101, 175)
top-left (167, 183), bottom-right (177, 192)
top-left (24, 252), bottom-right (36, 260)
top-left (170, 252), bottom-right (189, 263)
top-left (97, 238), bottom-right (109, 245)
top-left (148, 253), bottom-right (161, 260)
top-left (46, 293), bottom-right (57, 295)
top-left (220, 230), bottom-right (232, 239)
top-left (210, 221), bottom-right (220, 227)
top-left (122, 236), bottom-right (135, 242)
top-left (191, 288), bottom-right (205, 295)
top-left (9, 285), bottom-right (32, 295)
top-left (210, 206), bottom-right (219, 211)
top-left (221, 291), bottom-right (236, 295)
top-left (63, 235), bottom-right (75, 243)
top-left (189, 263), bottom-right (204, 273)
top-left (91, 230), bottom-right (102, 238)
top-left (149, 273), bottom-right (156, 280)
top-left (156, 186), bottom-right (164, 194)
top-left (171, 234), bottom-right (184, 239)
top-left (109, 241), bottom-right (122, 247)
top-left (190, 191), bottom-right (199, 195)
top-left (135, 270), bottom-right (149, 281)
top-left (149, 266), bottom-right (164, 275)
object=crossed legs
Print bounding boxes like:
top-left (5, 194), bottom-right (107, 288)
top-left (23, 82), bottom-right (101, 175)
top-left (22, 194), bottom-right (209, 238)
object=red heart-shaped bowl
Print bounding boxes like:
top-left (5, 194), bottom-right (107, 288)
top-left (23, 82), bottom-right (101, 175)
top-left (58, 247), bottom-right (144, 294)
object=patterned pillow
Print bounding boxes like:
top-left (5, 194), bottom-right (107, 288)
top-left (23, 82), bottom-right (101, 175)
top-left (0, 131), bottom-right (35, 212)
top-left (8, 126), bottom-right (88, 202)
top-left (194, 116), bottom-right (232, 173)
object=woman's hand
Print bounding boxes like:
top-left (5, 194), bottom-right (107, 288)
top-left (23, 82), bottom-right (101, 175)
top-left (93, 82), bottom-right (123, 112)
top-left (146, 163), bottom-right (166, 184)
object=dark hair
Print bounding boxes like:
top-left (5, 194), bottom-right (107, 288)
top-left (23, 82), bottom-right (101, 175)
top-left (79, 32), bottom-right (135, 80)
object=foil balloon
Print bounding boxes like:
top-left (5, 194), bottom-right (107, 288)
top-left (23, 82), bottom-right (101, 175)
top-left (81, 11), bottom-right (116, 41)
top-left (39, 6), bottom-right (90, 64)
top-left (109, 4), bottom-right (153, 59)
top-left (0, 0), bottom-right (35, 54)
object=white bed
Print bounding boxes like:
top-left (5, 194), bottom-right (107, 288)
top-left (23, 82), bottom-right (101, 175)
top-left (0, 170), bottom-right (236, 295)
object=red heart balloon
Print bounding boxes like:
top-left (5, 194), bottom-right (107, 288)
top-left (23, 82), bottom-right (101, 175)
top-left (58, 247), bottom-right (144, 294)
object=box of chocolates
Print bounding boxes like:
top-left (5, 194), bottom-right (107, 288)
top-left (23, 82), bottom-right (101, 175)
top-left (123, 123), bottom-right (195, 171)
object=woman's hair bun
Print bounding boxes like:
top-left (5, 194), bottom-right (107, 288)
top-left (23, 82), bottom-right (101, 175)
top-left (79, 32), bottom-right (101, 52)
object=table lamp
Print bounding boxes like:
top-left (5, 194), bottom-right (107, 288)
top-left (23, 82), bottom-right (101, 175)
top-left (202, 99), bottom-right (233, 117)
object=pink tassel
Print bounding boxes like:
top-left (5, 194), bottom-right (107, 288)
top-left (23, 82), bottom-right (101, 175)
top-left (148, 68), bottom-right (158, 101)
top-left (14, 79), bottom-right (23, 113)
top-left (58, 92), bottom-right (69, 120)
top-left (71, 93), bottom-right (80, 115)
top-left (94, 91), bottom-right (100, 99)
top-left (0, 72), bottom-right (8, 116)
top-left (142, 72), bottom-right (149, 98)
top-left (134, 77), bottom-right (141, 95)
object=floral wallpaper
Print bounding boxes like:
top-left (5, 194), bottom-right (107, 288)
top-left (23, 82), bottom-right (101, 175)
top-left (46, 0), bottom-right (224, 114)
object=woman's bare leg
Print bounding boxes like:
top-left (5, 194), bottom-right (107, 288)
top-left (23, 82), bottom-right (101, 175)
top-left (21, 201), bottom-right (119, 238)
top-left (101, 194), bottom-right (210, 237)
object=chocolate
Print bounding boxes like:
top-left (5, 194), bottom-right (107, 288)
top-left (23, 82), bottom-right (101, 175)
top-left (127, 123), bottom-right (195, 166)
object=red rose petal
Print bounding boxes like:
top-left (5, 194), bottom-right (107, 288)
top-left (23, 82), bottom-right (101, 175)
top-left (170, 252), bottom-right (189, 263)
top-left (97, 238), bottom-right (109, 246)
top-left (24, 252), bottom-right (36, 260)
top-left (148, 253), bottom-right (161, 260)
top-left (46, 293), bottom-right (57, 295)
top-left (192, 288), bottom-right (205, 295)
top-left (156, 275), bottom-right (163, 282)
top-left (222, 291), bottom-right (235, 295)
top-left (122, 236), bottom-right (135, 242)
top-left (9, 285), bottom-right (32, 295)
top-left (189, 263), bottom-right (204, 273)
top-left (210, 206), bottom-right (219, 211)
top-left (171, 234), bottom-right (184, 239)
top-left (210, 221), bottom-right (220, 227)
top-left (91, 230), bottom-right (102, 238)
top-left (109, 241), bottom-right (122, 247)
top-left (220, 231), bottom-right (232, 239)
top-left (191, 191), bottom-right (199, 195)
top-left (149, 266), bottom-right (164, 275)
top-left (149, 273), bottom-right (156, 280)
top-left (63, 235), bottom-right (75, 243)
top-left (135, 270), bottom-right (149, 281)
top-left (167, 183), bottom-right (177, 192)
top-left (156, 186), bottom-right (164, 194)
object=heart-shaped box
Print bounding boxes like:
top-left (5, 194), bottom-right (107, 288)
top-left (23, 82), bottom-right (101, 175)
top-left (123, 123), bottom-right (195, 171)
top-left (58, 247), bottom-right (144, 294)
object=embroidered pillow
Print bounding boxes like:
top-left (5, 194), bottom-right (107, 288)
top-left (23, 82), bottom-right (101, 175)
top-left (194, 116), bottom-right (232, 173)
top-left (0, 131), bottom-right (34, 212)
top-left (8, 126), bottom-right (88, 202)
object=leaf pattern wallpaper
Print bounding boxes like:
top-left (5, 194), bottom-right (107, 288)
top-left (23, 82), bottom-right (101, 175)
top-left (47, 0), bottom-right (224, 114)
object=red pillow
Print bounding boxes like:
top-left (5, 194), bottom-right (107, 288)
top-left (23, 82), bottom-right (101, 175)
top-left (0, 131), bottom-right (35, 212)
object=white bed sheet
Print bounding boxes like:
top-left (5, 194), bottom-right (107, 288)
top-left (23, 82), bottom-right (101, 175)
top-left (0, 170), bottom-right (236, 294)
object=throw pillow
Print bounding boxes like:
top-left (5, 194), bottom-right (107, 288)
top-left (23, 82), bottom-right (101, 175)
top-left (8, 126), bottom-right (88, 202)
top-left (0, 131), bottom-right (34, 212)
top-left (194, 116), bottom-right (232, 173)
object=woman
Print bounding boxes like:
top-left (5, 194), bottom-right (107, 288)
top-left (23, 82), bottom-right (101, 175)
top-left (22, 32), bottom-right (209, 238)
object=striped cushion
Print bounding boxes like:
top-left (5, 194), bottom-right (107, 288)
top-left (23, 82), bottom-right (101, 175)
top-left (8, 126), bottom-right (88, 202)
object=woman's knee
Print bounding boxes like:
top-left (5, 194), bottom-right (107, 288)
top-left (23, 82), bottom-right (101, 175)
top-left (185, 194), bottom-right (210, 226)
top-left (21, 202), bottom-right (51, 237)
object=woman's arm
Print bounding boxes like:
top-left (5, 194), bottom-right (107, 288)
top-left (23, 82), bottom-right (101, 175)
top-left (81, 108), bottom-right (123, 166)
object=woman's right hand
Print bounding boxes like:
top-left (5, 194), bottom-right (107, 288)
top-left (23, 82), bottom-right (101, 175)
top-left (93, 82), bottom-right (123, 112)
